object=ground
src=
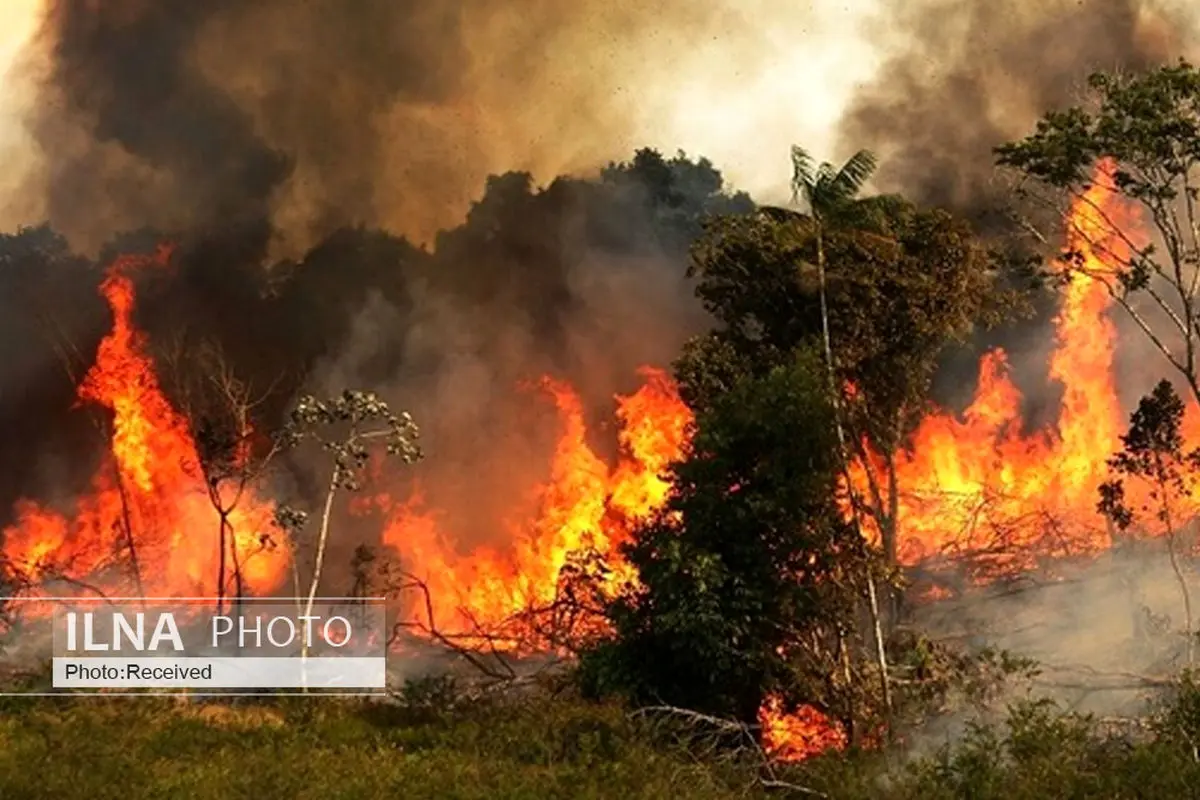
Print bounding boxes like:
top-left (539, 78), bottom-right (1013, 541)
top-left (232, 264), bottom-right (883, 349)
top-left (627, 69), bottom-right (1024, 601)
top-left (0, 692), bottom-right (759, 800)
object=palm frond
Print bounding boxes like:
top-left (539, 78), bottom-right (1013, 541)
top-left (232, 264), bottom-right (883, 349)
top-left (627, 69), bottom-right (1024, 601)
top-left (827, 150), bottom-right (878, 204)
top-left (790, 145), bottom-right (817, 204)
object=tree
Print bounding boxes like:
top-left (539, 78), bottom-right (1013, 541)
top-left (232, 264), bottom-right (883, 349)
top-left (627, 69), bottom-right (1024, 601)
top-left (277, 390), bottom-right (421, 671)
top-left (996, 60), bottom-right (1200, 407)
top-left (160, 338), bottom-right (283, 615)
top-left (680, 174), bottom-right (1010, 566)
top-left (581, 352), bottom-right (887, 741)
top-left (1099, 380), bottom-right (1200, 665)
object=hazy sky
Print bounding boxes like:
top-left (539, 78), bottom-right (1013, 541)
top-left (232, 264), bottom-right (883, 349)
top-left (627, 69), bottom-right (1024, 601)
top-left (0, 0), bottom-right (41, 214)
top-left (620, 0), bottom-right (881, 202)
top-left (0, 1), bottom-right (880, 224)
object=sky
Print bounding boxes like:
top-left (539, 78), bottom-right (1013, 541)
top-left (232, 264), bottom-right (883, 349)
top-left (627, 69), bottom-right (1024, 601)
top-left (629, 1), bottom-right (880, 203)
top-left (0, 0), bottom-right (42, 223)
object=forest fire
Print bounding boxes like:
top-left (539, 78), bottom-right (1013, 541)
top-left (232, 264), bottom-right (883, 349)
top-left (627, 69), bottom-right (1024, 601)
top-left (1, 246), bottom-right (288, 603)
top-left (364, 368), bottom-right (691, 638)
top-left (0, 159), bottom-right (1182, 763)
top-left (854, 159), bottom-right (1197, 576)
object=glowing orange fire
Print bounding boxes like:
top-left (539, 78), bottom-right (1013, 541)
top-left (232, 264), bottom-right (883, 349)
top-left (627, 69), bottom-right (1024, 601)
top-left (0, 159), bottom-right (1181, 763)
top-left (853, 159), bottom-right (1196, 574)
top-left (1, 246), bottom-right (288, 599)
top-left (378, 368), bottom-right (689, 638)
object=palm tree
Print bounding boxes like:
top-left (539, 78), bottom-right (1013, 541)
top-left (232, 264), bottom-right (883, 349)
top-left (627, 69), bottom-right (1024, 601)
top-left (769, 145), bottom-right (895, 727)
top-left (785, 146), bottom-right (879, 426)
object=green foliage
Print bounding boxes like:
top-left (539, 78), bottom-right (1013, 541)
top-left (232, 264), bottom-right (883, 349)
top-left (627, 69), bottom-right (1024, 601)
top-left (684, 198), bottom-right (1008, 427)
top-left (996, 60), bottom-right (1200, 191)
top-left (581, 353), bottom-right (878, 727)
top-left (0, 694), bottom-right (756, 800)
top-left (9, 683), bottom-right (1200, 799)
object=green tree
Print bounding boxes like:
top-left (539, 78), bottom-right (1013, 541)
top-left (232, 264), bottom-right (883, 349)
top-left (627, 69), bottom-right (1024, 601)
top-left (581, 352), bottom-right (884, 740)
top-left (1099, 380), bottom-right (1200, 665)
top-left (996, 60), bottom-right (1200, 406)
top-left (680, 172), bottom-right (1008, 566)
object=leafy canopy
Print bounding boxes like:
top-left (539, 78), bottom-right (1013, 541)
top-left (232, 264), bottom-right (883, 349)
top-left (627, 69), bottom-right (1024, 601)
top-left (997, 60), bottom-right (1200, 402)
top-left (581, 352), bottom-right (876, 726)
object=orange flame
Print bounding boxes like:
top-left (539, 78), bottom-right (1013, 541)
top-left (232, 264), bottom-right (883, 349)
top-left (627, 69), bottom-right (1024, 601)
top-left (382, 367), bottom-right (690, 639)
top-left (851, 159), bottom-right (1195, 576)
top-left (2, 247), bottom-right (288, 599)
top-left (2, 161), bottom-right (1175, 763)
top-left (760, 698), bottom-right (848, 761)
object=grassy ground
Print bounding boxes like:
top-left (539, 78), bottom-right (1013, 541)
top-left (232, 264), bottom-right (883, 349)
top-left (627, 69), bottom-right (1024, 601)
top-left (0, 691), bottom-right (762, 800)
top-left (4, 685), bottom-right (1200, 799)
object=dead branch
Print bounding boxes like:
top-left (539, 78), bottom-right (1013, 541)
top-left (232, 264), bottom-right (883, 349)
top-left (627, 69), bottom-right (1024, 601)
top-left (631, 705), bottom-right (830, 798)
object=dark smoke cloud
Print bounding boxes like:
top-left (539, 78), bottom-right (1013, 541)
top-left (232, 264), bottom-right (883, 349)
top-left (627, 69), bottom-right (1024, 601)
top-left (839, 0), bottom-right (1196, 223)
top-left (1, 0), bottom-right (763, 545)
top-left (18, 0), bottom-right (752, 256)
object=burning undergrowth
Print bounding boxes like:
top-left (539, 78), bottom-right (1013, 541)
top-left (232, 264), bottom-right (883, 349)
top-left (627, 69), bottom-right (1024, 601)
top-left (0, 155), bottom-right (1196, 764)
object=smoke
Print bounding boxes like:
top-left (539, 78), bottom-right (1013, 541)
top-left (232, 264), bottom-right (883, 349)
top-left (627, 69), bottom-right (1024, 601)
top-left (839, 0), bottom-right (1197, 221)
top-left (7, 0), bottom-right (817, 257)
top-left (907, 542), bottom-right (1195, 749)
top-left (299, 163), bottom-right (745, 557)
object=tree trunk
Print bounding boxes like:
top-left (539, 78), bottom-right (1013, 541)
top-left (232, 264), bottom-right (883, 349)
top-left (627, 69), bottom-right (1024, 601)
top-left (300, 467), bottom-right (340, 691)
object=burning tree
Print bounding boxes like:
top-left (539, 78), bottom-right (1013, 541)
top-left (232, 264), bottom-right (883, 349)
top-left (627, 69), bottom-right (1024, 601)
top-left (159, 338), bottom-right (285, 615)
top-left (997, 60), bottom-right (1200, 408)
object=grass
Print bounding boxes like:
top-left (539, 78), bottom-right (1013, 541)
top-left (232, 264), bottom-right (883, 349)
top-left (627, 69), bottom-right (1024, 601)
top-left (0, 690), bottom-right (758, 800)
top-left (4, 682), bottom-right (1200, 799)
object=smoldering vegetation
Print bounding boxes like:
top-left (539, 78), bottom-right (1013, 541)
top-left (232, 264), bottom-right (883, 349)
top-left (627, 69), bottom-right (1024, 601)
top-left (3, 0), bottom-right (1200, 744)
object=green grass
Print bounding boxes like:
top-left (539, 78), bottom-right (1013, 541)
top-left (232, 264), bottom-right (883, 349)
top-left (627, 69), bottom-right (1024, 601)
top-left (5, 687), bottom-right (1200, 799)
top-left (0, 692), bottom-right (757, 800)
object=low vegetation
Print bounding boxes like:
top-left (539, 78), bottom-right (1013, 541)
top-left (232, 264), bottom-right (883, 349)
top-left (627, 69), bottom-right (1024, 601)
top-left (2, 676), bottom-right (1200, 799)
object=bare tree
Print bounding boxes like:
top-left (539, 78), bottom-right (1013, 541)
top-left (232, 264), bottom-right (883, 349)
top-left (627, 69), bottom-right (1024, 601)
top-left (161, 337), bottom-right (285, 614)
top-left (277, 390), bottom-right (421, 677)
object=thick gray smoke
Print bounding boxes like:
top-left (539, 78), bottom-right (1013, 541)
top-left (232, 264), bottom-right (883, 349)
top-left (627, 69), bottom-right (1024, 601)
top-left (840, 0), bottom-right (1195, 222)
top-left (0, 1), bottom-right (758, 567)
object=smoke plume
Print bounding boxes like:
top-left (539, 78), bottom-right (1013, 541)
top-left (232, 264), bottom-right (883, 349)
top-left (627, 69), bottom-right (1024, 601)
top-left (839, 0), bottom-right (1197, 222)
top-left (12, 0), bottom-right (774, 256)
